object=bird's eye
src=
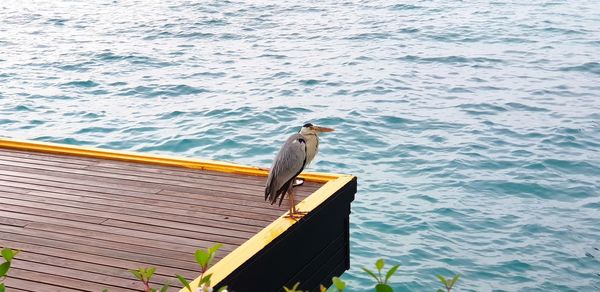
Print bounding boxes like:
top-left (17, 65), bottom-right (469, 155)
top-left (298, 138), bottom-right (305, 143)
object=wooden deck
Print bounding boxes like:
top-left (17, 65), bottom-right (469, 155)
top-left (0, 139), bottom-right (356, 292)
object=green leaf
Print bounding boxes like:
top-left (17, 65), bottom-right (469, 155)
top-left (384, 264), bottom-right (400, 284)
top-left (450, 274), bottom-right (461, 287)
top-left (159, 282), bottom-right (170, 292)
top-left (284, 282), bottom-right (302, 292)
top-left (217, 286), bottom-right (228, 292)
top-left (362, 267), bottom-right (380, 282)
top-left (200, 273), bottom-right (213, 286)
top-left (0, 283), bottom-right (5, 292)
top-left (128, 269), bottom-right (143, 281)
top-left (1, 248), bottom-right (18, 262)
top-left (0, 262), bottom-right (11, 277)
top-left (145, 267), bottom-right (156, 281)
top-left (195, 249), bottom-right (210, 268)
top-left (150, 289), bottom-right (156, 292)
top-left (375, 284), bottom-right (393, 292)
top-left (208, 243), bottom-right (223, 255)
top-left (436, 289), bottom-right (444, 292)
top-left (332, 276), bottom-right (346, 290)
top-left (375, 259), bottom-right (385, 271)
top-left (102, 289), bottom-right (109, 292)
top-left (176, 274), bottom-right (192, 292)
top-left (436, 275), bottom-right (448, 288)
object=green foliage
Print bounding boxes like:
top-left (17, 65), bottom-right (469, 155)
top-left (436, 274), bottom-right (461, 292)
top-left (362, 258), bottom-right (400, 290)
top-left (283, 282), bottom-right (303, 292)
top-left (1, 249), bottom-right (18, 263)
top-left (176, 274), bottom-right (192, 292)
top-left (195, 243), bottom-right (222, 272)
top-left (129, 267), bottom-right (156, 283)
top-left (0, 247), bottom-right (19, 292)
top-left (332, 276), bottom-right (346, 291)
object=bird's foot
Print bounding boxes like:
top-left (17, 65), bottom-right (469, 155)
top-left (284, 210), bottom-right (307, 221)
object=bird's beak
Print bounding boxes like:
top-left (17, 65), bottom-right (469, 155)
top-left (315, 126), bottom-right (335, 132)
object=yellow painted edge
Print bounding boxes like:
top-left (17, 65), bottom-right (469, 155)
top-left (184, 174), bottom-right (355, 290)
top-left (0, 137), bottom-right (343, 183)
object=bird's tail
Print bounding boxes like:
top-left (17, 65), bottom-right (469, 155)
top-left (265, 178), bottom-right (287, 206)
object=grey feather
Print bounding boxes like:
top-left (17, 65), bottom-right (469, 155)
top-left (265, 133), bottom-right (307, 205)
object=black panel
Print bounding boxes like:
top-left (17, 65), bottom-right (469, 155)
top-left (214, 177), bottom-right (356, 292)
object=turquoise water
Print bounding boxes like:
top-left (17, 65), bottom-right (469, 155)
top-left (1, 0), bottom-right (599, 290)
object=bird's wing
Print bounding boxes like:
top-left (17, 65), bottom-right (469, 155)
top-left (265, 133), bottom-right (307, 205)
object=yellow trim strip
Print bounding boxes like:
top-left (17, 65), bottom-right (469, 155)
top-left (0, 137), bottom-right (342, 183)
top-left (186, 174), bottom-right (355, 290)
top-left (0, 137), bottom-right (355, 290)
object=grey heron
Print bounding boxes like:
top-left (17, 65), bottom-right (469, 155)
top-left (264, 123), bottom-right (334, 219)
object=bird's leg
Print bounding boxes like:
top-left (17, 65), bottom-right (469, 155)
top-left (289, 186), bottom-right (307, 216)
top-left (285, 183), bottom-right (306, 220)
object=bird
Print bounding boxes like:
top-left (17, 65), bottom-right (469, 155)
top-left (264, 123), bottom-right (334, 219)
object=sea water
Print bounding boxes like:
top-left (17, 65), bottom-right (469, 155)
top-left (1, 1), bottom-right (599, 291)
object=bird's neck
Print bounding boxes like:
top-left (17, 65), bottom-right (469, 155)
top-left (302, 133), bottom-right (319, 167)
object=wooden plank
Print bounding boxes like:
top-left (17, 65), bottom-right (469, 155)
top-left (6, 182), bottom-right (284, 219)
top-left (25, 222), bottom-right (208, 255)
top-left (0, 216), bottom-right (31, 227)
top-left (0, 226), bottom-right (201, 271)
top-left (101, 219), bottom-right (250, 245)
top-left (8, 268), bottom-right (131, 292)
top-left (0, 181), bottom-right (277, 224)
top-left (0, 191), bottom-right (267, 234)
top-left (0, 149), bottom-right (323, 189)
top-left (0, 211), bottom-right (233, 250)
top-left (0, 154), bottom-right (316, 195)
top-left (4, 277), bottom-right (82, 292)
top-left (11, 259), bottom-right (145, 291)
top-left (0, 167), bottom-right (314, 205)
top-left (0, 238), bottom-right (198, 279)
top-left (0, 196), bottom-right (108, 224)
top-left (1, 223), bottom-right (194, 263)
top-left (14, 252), bottom-right (178, 288)
top-left (0, 172), bottom-right (308, 210)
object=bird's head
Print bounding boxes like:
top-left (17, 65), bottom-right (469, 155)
top-left (299, 123), bottom-right (335, 136)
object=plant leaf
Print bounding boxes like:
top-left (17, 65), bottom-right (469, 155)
top-left (146, 267), bottom-right (156, 281)
top-left (128, 269), bottom-right (142, 281)
top-left (436, 289), bottom-right (444, 292)
top-left (217, 286), bottom-right (228, 292)
top-left (102, 289), bottom-right (109, 292)
top-left (362, 267), bottom-right (380, 282)
top-left (200, 273), bottom-right (213, 286)
top-left (159, 282), bottom-right (170, 292)
top-left (195, 249), bottom-right (210, 268)
top-left (176, 274), bottom-right (191, 292)
top-left (1, 249), bottom-right (17, 262)
top-left (375, 259), bottom-right (385, 271)
top-left (450, 274), bottom-right (461, 287)
top-left (332, 276), bottom-right (346, 290)
top-left (208, 243), bottom-right (223, 255)
top-left (384, 264), bottom-right (400, 284)
top-left (0, 262), bottom-right (10, 277)
top-left (0, 283), bottom-right (5, 292)
top-left (375, 284), bottom-right (393, 292)
top-left (436, 275), bottom-right (448, 287)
